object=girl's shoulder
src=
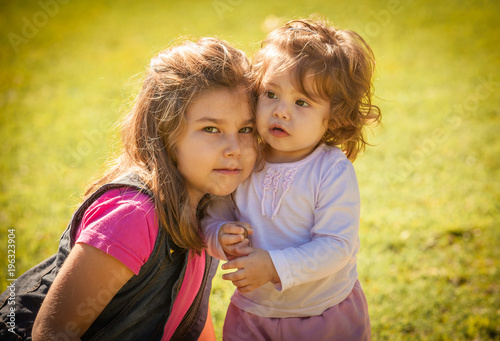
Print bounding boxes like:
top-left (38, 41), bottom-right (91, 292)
top-left (82, 187), bottom-right (157, 228)
top-left (93, 187), bottom-right (155, 210)
top-left (77, 187), bottom-right (159, 275)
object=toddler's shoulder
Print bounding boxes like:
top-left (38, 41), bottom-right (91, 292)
top-left (313, 146), bottom-right (357, 185)
top-left (317, 145), bottom-right (350, 167)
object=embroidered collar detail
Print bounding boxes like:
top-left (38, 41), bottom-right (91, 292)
top-left (261, 166), bottom-right (299, 219)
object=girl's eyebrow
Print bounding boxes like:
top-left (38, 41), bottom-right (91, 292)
top-left (195, 117), bottom-right (222, 123)
top-left (241, 119), bottom-right (254, 125)
top-left (264, 81), bottom-right (281, 90)
top-left (195, 117), bottom-right (254, 125)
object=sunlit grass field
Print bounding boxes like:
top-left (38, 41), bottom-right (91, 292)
top-left (1, 0), bottom-right (499, 339)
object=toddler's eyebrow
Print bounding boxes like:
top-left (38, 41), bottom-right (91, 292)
top-left (265, 81), bottom-right (315, 101)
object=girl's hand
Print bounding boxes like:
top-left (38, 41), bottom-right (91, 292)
top-left (32, 243), bottom-right (134, 341)
top-left (221, 247), bottom-right (280, 293)
top-left (218, 221), bottom-right (253, 260)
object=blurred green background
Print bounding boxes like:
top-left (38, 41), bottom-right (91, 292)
top-left (1, 0), bottom-right (499, 339)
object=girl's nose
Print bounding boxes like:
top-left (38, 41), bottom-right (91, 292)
top-left (224, 134), bottom-right (242, 158)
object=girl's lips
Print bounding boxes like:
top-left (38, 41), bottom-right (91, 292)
top-left (269, 125), bottom-right (289, 138)
top-left (214, 169), bottom-right (241, 175)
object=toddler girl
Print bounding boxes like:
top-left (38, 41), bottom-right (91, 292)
top-left (203, 18), bottom-right (381, 340)
top-left (0, 37), bottom-right (257, 340)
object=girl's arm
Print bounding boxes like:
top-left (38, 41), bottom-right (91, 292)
top-left (32, 243), bottom-right (134, 340)
top-left (202, 195), bottom-right (244, 260)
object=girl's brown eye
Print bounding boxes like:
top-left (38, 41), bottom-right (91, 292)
top-left (203, 127), bottom-right (219, 133)
top-left (239, 127), bottom-right (254, 133)
top-left (266, 91), bottom-right (277, 99)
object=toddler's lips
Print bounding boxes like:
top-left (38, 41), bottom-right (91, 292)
top-left (269, 125), bottom-right (289, 137)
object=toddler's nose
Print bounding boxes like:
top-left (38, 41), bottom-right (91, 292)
top-left (272, 102), bottom-right (290, 120)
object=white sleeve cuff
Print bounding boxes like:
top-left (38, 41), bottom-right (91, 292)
top-left (213, 223), bottom-right (229, 261)
top-left (268, 249), bottom-right (293, 292)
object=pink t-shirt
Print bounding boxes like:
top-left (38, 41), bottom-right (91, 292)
top-left (75, 187), bottom-right (207, 338)
top-left (74, 187), bottom-right (158, 275)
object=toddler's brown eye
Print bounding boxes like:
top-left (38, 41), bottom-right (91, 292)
top-left (296, 100), bottom-right (309, 107)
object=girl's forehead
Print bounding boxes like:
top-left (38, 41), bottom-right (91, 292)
top-left (186, 87), bottom-right (252, 121)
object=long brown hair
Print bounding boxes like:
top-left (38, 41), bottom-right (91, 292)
top-left (254, 17), bottom-right (381, 161)
top-left (85, 37), bottom-right (253, 252)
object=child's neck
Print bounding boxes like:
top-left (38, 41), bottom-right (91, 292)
top-left (186, 190), bottom-right (203, 220)
top-left (264, 145), bottom-right (318, 164)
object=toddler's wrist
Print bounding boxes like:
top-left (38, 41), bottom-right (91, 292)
top-left (264, 250), bottom-right (281, 284)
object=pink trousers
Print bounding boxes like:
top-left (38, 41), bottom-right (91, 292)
top-left (223, 280), bottom-right (370, 341)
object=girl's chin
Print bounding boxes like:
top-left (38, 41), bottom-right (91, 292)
top-left (209, 184), bottom-right (240, 197)
top-left (209, 189), bottom-right (236, 197)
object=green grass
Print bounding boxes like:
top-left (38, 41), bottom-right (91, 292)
top-left (1, 0), bottom-right (499, 339)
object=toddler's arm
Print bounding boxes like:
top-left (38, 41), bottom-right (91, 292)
top-left (32, 243), bottom-right (134, 340)
top-left (221, 246), bottom-right (280, 293)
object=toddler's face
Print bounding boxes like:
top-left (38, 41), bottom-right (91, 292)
top-left (176, 86), bottom-right (257, 205)
top-left (256, 69), bottom-right (330, 163)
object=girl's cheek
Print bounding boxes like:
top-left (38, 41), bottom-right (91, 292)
top-left (241, 135), bottom-right (257, 151)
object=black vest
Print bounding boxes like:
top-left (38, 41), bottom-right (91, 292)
top-left (0, 173), bottom-right (218, 340)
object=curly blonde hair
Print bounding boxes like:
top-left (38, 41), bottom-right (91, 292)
top-left (253, 17), bottom-right (381, 161)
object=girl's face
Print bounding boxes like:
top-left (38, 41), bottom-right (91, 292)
top-left (256, 69), bottom-right (330, 163)
top-left (176, 86), bottom-right (257, 206)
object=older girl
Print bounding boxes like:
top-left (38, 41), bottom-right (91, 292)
top-left (0, 37), bottom-right (256, 340)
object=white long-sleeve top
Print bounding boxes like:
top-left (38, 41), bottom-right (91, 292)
top-left (202, 145), bottom-right (361, 318)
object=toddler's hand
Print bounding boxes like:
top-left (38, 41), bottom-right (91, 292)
top-left (221, 247), bottom-right (280, 293)
top-left (218, 221), bottom-right (253, 260)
